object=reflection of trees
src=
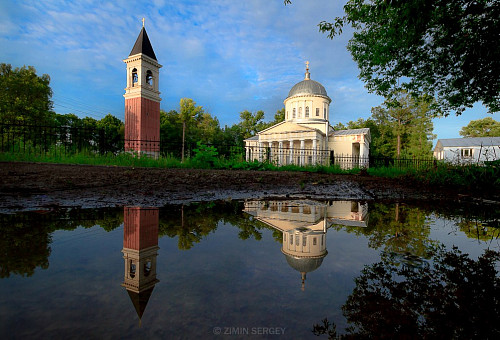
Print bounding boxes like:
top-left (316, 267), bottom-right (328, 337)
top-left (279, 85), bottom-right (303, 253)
top-left (436, 203), bottom-right (500, 244)
top-left (0, 218), bottom-right (50, 278)
top-left (159, 203), bottom-right (220, 250)
top-left (313, 246), bottom-right (500, 339)
top-left (158, 201), bottom-right (280, 250)
top-left (457, 219), bottom-right (500, 243)
top-left (331, 203), bottom-right (436, 259)
top-left (0, 209), bottom-right (123, 278)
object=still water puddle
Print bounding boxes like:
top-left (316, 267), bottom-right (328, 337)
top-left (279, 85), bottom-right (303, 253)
top-left (1, 200), bottom-right (499, 339)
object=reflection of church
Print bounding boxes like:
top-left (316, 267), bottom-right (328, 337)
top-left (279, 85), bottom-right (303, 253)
top-left (244, 200), bottom-right (368, 290)
top-left (121, 207), bottom-right (160, 322)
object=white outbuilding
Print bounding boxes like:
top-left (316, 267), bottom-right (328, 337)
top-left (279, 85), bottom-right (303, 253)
top-left (433, 137), bottom-right (500, 164)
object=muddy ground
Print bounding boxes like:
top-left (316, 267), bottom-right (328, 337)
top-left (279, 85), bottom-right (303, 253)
top-left (0, 161), bottom-right (495, 213)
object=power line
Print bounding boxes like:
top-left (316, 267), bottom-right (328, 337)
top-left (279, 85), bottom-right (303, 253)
top-left (52, 95), bottom-right (122, 120)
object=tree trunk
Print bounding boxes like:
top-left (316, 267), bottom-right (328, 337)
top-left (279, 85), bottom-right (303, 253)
top-left (397, 119), bottom-right (401, 157)
top-left (397, 133), bottom-right (401, 157)
top-left (182, 121), bottom-right (186, 163)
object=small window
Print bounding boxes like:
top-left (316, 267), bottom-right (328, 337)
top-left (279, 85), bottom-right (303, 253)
top-left (305, 106), bottom-right (309, 117)
top-left (461, 149), bottom-right (473, 158)
top-left (144, 260), bottom-right (152, 277)
top-left (324, 107), bottom-right (327, 118)
top-left (146, 70), bottom-right (153, 86)
top-left (316, 108), bottom-right (320, 116)
top-left (132, 68), bottom-right (138, 84)
top-left (295, 235), bottom-right (300, 246)
top-left (302, 236), bottom-right (306, 246)
top-left (293, 108), bottom-right (296, 118)
top-left (290, 234), bottom-right (293, 245)
top-left (298, 107), bottom-right (302, 118)
top-left (313, 237), bottom-right (317, 246)
top-left (129, 260), bottom-right (136, 278)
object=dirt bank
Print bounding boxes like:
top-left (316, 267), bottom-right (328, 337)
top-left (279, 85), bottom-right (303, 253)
top-left (0, 161), bottom-right (483, 213)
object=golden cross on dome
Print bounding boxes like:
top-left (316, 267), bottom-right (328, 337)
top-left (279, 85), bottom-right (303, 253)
top-left (142, 18), bottom-right (145, 27)
top-left (306, 61), bottom-right (309, 71)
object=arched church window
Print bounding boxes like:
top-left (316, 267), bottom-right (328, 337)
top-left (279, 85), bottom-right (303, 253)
top-left (146, 70), bottom-right (153, 86)
top-left (305, 106), bottom-right (309, 117)
top-left (324, 107), bottom-right (327, 118)
top-left (316, 108), bottom-right (320, 116)
top-left (298, 107), bottom-right (302, 118)
top-left (293, 108), bottom-right (296, 118)
top-left (132, 68), bottom-right (138, 85)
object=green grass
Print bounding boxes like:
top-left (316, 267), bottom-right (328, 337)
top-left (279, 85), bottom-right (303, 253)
top-left (2, 149), bottom-right (498, 195)
top-left (0, 149), bottom-right (358, 175)
top-left (367, 162), bottom-right (500, 195)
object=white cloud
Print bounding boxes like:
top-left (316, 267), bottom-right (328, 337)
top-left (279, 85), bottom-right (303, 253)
top-left (3, 0), bottom-right (489, 139)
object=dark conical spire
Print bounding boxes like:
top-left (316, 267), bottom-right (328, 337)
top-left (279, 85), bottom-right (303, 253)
top-left (126, 286), bottom-right (155, 320)
top-left (129, 27), bottom-right (157, 61)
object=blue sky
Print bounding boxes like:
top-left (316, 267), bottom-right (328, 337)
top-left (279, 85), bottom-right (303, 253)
top-left (1, 0), bottom-right (498, 141)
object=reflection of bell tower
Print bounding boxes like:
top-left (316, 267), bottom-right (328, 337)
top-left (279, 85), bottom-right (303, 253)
top-left (122, 207), bottom-right (160, 322)
top-left (123, 19), bottom-right (162, 158)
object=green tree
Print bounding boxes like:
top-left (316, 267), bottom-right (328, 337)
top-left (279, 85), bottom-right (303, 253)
top-left (238, 109), bottom-right (266, 139)
top-left (285, 0), bottom-right (500, 115)
top-left (97, 114), bottom-right (124, 153)
top-left (195, 112), bottom-right (221, 144)
top-left (371, 92), bottom-right (436, 157)
top-left (179, 98), bottom-right (204, 162)
top-left (459, 117), bottom-right (500, 137)
top-left (0, 63), bottom-right (54, 124)
top-left (271, 108), bottom-right (285, 125)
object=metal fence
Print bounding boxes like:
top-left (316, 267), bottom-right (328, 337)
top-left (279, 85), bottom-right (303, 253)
top-left (246, 145), bottom-right (436, 170)
top-left (1, 123), bottom-right (436, 169)
top-left (0, 123), bottom-right (244, 160)
top-left (0, 123), bottom-right (123, 156)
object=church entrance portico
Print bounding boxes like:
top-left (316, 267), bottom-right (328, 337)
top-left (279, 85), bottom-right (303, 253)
top-left (251, 136), bottom-right (325, 166)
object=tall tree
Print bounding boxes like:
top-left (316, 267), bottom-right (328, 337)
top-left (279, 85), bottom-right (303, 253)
top-left (372, 92), bottom-right (436, 157)
top-left (179, 98), bottom-right (204, 162)
top-left (238, 110), bottom-right (266, 139)
top-left (285, 0), bottom-right (500, 115)
top-left (97, 114), bottom-right (124, 153)
top-left (0, 63), bottom-right (54, 124)
top-left (459, 117), bottom-right (500, 137)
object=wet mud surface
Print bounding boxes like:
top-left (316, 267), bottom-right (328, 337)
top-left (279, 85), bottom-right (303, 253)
top-left (0, 161), bottom-right (488, 213)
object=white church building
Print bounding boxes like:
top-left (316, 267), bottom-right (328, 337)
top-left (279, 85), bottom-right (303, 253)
top-left (245, 64), bottom-right (370, 168)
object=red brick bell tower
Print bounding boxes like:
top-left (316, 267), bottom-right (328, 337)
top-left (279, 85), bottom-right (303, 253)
top-left (124, 20), bottom-right (162, 158)
top-left (122, 207), bottom-right (160, 322)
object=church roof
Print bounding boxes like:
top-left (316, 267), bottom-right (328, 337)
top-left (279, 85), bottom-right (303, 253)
top-left (287, 79), bottom-right (329, 99)
top-left (332, 128), bottom-right (370, 136)
top-left (437, 137), bottom-right (500, 147)
top-left (284, 254), bottom-right (325, 273)
top-left (129, 27), bottom-right (157, 61)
